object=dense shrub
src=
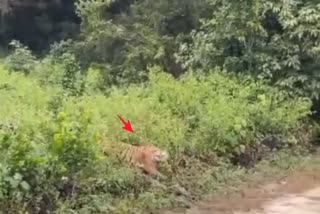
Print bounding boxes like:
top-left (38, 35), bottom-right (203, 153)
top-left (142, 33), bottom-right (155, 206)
top-left (4, 41), bottom-right (36, 75)
top-left (0, 64), bottom-right (312, 213)
top-left (145, 67), bottom-right (311, 156)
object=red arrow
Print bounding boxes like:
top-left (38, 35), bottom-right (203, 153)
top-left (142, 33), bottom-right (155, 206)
top-left (117, 115), bottom-right (133, 132)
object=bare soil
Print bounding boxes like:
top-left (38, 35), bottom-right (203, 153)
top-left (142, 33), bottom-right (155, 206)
top-left (164, 160), bottom-right (320, 214)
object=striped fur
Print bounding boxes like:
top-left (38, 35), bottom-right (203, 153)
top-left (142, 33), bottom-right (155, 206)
top-left (100, 138), bottom-right (169, 178)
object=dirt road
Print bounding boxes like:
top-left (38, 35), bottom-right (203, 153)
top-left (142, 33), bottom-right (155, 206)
top-left (165, 165), bottom-right (320, 214)
top-left (235, 187), bottom-right (320, 214)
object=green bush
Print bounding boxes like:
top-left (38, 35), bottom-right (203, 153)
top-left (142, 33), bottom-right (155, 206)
top-left (4, 41), bottom-right (36, 75)
top-left (0, 66), bottom-right (98, 212)
top-left (0, 64), bottom-right (312, 213)
top-left (145, 67), bottom-right (311, 156)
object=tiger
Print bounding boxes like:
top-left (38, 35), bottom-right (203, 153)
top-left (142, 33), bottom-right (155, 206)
top-left (99, 137), bottom-right (169, 179)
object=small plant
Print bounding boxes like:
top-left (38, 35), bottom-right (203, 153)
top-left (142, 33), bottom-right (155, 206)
top-left (4, 40), bottom-right (36, 75)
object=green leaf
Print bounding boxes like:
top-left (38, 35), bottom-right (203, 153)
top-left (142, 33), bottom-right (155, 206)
top-left (9, 178), bottom-right (20, 188)
top-left (20, 181), bottom-right (31, 191)
top-left (13, 173), bottom-right (23, 181)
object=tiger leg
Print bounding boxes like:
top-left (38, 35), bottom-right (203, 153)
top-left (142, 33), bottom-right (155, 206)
top-left (143, 161), bottom-right (167, 180)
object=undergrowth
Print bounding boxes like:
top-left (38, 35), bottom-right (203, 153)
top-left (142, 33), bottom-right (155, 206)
top-left (0, 61), bottom-right (317, 213)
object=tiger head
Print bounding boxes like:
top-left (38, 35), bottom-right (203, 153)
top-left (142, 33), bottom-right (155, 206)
top-left (150, 146), bottom-right (169, 162)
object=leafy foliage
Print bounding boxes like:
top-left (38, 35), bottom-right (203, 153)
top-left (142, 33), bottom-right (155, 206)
top-left (180, 0), bottom-right (320, 98)
top-left (70, 0), bottom-right (209, 85)
top-left (1, 0), bottom-right (320, 213)
top-left (0, 64), bottom-right (312, 212)
top-left (4, 40), bottom-right (36, 74)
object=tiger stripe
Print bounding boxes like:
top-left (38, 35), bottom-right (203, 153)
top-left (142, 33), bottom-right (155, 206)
top-left (99, 138), bottom-right (168, 178)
